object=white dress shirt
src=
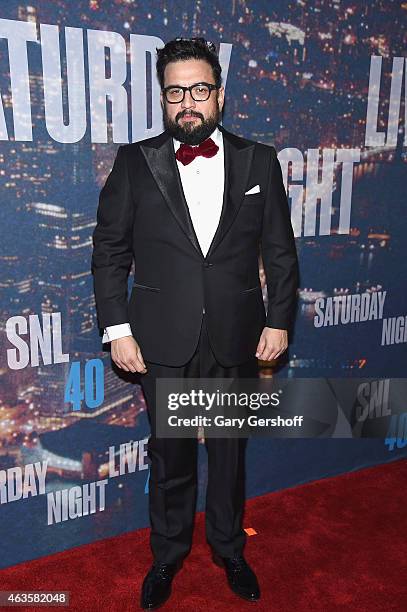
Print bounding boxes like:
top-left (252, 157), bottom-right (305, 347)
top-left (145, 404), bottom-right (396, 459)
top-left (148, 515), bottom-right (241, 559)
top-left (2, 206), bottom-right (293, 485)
top-left (102, 126), bottom-right (224, 343)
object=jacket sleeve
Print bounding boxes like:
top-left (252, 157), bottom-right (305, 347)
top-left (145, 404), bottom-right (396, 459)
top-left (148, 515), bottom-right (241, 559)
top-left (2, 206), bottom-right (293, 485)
top-left (91, 145), bottom-right (135, 330)
top-left (261, 146), bottom-right (299, 330)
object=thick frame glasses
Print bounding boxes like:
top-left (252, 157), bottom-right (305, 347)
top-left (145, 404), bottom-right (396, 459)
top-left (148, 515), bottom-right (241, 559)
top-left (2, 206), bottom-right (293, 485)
top-left (162, 82), bottom-right (219, 104)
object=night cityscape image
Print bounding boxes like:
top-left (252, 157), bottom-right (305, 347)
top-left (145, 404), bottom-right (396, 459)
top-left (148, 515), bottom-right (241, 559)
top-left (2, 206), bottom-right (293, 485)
top-left (0, 0), bottom-right (406, 567)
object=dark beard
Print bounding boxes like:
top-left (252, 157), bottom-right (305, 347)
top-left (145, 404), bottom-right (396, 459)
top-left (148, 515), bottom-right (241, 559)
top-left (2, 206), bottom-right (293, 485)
top-left (163, 105), bottom-right (221, 145)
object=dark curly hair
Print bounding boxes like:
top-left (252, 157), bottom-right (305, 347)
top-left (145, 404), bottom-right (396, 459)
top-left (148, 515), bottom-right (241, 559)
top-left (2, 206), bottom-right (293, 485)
top-left (156, 37), bottom-right (222, 89)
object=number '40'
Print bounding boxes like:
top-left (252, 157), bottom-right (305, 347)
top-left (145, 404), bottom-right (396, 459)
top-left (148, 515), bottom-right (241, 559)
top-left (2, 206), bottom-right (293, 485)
top-left (64, 359), bottom-right (104, 411)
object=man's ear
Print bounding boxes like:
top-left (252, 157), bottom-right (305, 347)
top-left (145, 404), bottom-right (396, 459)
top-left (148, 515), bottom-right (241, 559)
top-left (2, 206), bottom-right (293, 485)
top-left (217, 86), bottom-right (225, 111)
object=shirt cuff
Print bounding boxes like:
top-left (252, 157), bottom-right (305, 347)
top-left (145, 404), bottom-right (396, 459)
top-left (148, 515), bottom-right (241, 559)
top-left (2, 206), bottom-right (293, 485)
top-left (102, 323), bottom-right (133, 343)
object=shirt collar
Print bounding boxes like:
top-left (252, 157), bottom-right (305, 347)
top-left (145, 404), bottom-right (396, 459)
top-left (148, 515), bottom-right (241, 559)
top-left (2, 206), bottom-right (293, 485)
top-left (172, 125), bottom-right (223, 152)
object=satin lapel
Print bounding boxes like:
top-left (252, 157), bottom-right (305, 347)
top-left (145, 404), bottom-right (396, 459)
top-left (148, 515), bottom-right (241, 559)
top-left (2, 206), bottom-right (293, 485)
top-left (140, 132), bottom-right (204, 257)
top-left (205, 124), bottom-right (256, 259)
top-left (139, 125), bottom-right (256, 260)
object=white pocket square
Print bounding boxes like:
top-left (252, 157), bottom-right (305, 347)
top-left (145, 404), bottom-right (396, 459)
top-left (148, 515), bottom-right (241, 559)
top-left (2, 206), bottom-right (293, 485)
top-left (245, 184), bottom-right (260, 195)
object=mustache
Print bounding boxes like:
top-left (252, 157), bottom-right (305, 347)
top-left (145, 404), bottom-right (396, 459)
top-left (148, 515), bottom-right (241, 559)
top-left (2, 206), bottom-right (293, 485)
top-left (176, 110), bottom-right (204, 121)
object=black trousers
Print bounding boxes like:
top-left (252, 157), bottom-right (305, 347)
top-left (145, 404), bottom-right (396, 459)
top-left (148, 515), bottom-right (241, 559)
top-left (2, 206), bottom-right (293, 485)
top-left (140, 313), bottom-right (259, 564)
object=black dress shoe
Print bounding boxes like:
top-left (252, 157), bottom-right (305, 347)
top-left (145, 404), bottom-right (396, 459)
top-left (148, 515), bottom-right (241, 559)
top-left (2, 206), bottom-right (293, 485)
top-left (140, 560), bottom-right (182, 610)
top-left (212, 552), bottom-right (260, 601)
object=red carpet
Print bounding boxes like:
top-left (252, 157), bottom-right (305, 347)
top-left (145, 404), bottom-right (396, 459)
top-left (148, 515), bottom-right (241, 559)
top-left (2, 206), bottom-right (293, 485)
top-left (1, 459), bottom-right (406, 611)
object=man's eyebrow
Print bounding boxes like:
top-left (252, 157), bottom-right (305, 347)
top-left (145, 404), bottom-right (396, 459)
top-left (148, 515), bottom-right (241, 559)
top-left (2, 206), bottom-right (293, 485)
top-left (163, 82), bottom-right (210, 88)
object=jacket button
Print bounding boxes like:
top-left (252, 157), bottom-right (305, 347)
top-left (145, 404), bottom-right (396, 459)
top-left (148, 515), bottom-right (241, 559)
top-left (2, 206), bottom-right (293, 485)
top-left (203, 262), bottom-right (213, 267)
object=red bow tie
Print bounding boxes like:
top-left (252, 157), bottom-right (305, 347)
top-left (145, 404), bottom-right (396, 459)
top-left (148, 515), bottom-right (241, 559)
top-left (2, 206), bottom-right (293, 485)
top-left (175, 137), bottom-right (219, 166)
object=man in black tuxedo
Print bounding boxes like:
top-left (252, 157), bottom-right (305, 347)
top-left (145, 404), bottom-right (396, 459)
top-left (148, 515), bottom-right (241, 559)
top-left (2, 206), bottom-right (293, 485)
top-left (92, 37), bottom-right (299, 609)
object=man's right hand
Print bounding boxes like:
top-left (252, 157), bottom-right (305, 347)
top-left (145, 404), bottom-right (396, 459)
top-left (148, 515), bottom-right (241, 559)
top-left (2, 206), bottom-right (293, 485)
top-left (111, 336), bottom-right (147, 373)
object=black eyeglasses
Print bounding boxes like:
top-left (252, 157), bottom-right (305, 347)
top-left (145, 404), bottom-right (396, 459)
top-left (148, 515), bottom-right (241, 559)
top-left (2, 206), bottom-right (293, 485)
top-left (162, 82), bottom-right (219, 104)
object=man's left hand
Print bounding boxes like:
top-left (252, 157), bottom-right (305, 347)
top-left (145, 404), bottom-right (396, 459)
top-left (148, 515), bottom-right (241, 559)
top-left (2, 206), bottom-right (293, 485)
top-left (255, 327), bottom-right (288, 361)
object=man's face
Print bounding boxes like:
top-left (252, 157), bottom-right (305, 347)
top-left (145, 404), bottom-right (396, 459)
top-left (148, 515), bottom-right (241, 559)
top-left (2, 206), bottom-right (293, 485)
top-left (160, 58), bottom-right (225, 145)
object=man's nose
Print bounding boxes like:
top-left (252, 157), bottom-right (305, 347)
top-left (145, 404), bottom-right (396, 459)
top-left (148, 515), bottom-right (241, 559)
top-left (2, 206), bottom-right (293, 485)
top-left (181, 89), bottom-right (196, 109)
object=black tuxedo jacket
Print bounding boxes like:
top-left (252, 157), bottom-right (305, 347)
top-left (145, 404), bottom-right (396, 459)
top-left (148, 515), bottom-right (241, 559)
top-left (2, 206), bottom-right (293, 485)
top-left (91, 123), bottom-right (299, 367)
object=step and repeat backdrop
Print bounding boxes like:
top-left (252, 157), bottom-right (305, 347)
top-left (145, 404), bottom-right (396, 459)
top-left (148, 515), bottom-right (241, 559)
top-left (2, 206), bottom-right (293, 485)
top-left (1, 1), bottom-right (406, 567)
